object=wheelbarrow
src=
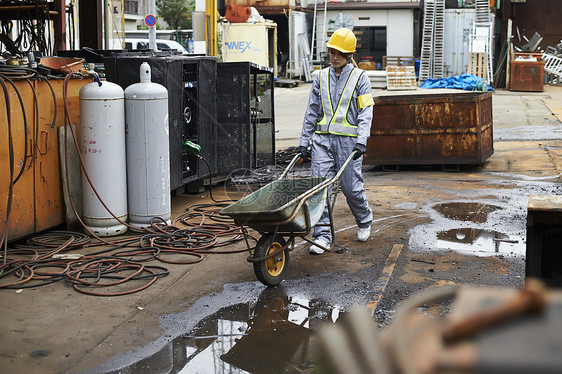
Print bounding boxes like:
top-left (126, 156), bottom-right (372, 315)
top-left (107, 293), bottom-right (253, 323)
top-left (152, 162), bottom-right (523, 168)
top-left (220, 151), bottom-right (357, 286)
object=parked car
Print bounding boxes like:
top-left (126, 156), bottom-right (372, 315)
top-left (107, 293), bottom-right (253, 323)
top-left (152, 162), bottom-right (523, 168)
top-left (121, 39), bottom-right (188, 53)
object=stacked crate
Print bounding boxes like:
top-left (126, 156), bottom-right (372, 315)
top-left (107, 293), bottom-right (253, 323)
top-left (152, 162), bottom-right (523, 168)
top-left (386, 66), bottom-right (417, 90)
top-left (383, 56), bottom-right (415, 70)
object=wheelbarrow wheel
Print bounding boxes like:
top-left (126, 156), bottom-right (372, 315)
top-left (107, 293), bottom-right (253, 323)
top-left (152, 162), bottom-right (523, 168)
top-left (253, 234), bottom-right (289, 287)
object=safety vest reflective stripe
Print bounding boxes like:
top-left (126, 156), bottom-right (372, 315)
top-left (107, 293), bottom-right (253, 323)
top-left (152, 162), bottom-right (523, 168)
top-left (316, 67), bottom-right (363, 137)
top-left (317, 68), bottom-right (332, 127)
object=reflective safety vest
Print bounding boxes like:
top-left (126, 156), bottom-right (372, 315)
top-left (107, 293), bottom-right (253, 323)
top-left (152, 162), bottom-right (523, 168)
top-left (315, 67), bottom-right (363, 137)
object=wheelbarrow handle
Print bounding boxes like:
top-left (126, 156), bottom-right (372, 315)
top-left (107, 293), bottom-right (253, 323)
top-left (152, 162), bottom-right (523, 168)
top-left (278, 150), bottom-right (358, 181)
top-left (278, 153), bottom-right (305, 179)
top-left (279, 150), bottom-right (358, 207)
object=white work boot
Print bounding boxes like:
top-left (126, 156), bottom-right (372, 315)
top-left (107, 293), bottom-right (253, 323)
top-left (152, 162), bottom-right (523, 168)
top-left (309, 238), bottom-right (330, 255)
top-left (356, 226), bottom-right (371, 242)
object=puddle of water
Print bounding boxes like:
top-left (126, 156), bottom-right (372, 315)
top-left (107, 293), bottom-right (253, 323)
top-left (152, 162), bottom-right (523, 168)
top-left (111, 287), bottom-right (342, 374)
top-left (433, 202), bottom-right (500, 223)
top-left (436, 228), bottom-right (525, 256)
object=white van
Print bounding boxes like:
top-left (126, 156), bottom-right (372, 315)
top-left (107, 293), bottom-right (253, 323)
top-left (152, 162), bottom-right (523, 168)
top-left (122, 39), bottom-right (188, 53)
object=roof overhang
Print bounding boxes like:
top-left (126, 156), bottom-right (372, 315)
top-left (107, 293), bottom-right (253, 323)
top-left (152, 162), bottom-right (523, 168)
top-left (307, 1), bottom-right (421, 11)
top-left (254, 1), bottom-right (420, 15)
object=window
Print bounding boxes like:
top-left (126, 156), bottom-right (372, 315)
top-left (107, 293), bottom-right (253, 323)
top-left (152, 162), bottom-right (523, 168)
top-left (157, 43), bottom-right (170, 50)
top-left (124, 0), bottom-right (139, 14)
top-left (354, 27), bottom-right (387, 67)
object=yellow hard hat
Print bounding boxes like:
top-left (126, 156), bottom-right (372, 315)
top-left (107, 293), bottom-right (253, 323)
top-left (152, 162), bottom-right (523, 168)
top-left (326, 28), bottom-right (357, 53)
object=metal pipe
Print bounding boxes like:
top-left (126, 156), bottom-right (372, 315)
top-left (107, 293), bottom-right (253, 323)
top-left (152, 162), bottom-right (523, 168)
top-left (104, 0), bottom-right (109, 49)
top-left (311, 0), bottom-right (318, 60)
top-left (321, 0), bottom-right (327, 55)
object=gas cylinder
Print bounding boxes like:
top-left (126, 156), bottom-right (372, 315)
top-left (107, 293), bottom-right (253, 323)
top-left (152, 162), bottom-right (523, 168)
top-left (79, 80), bottom-right (128, 236)
top-left (124, 62), bottom-right (171, 227)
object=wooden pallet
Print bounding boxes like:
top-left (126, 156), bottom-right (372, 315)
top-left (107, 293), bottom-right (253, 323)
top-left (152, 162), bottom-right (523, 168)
top-left (467, 52), bottom-right (488, 79)
top-left (383, 56), bottom-right (415, 69)
top-left (386, 66), bottom-right (417, 90)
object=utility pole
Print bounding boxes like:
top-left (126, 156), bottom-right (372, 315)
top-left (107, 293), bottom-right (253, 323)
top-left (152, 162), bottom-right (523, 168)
top-left (148, 0), bottom-right (156, 50)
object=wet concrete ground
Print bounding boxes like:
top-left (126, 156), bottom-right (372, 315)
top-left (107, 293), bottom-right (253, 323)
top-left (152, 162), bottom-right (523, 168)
top-left (1, 86), bottom-right (561, 374)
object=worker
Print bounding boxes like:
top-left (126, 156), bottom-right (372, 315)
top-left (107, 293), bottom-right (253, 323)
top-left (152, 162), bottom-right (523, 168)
top-left (299, 28), bottom-right (374, 255)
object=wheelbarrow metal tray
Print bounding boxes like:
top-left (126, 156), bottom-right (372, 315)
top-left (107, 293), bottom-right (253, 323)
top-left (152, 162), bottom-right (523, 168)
top-left (221, 177), bottom-right (327, 234)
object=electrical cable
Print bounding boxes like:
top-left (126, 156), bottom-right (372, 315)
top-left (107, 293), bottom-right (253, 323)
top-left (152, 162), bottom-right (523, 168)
top-left (0, 33), bottom-right (20, 55)
top-left (0, 64), bottom-right (59, 251)
top-left (198, 153), bottom-right (237, 204)
top-left (61, 71), bottom-right (255, 255)
top-left (0, 66), bottom-right (55, 184)
top-left (0, 73), bottom-right (30, 184)
top-left (0, 77), bottom-right (14, 257)
top-left (65, 257), bottom-right (169, 296)
top-left (25, 230), bottom-right (90, 248)
top-left (25, 78), bottom-right (40, 171)
top-left (37, 75), bottom-right (57, 129)
top-left (0, 1), bottom-right (76, 57)
top-left (0, 65), bottom-right (35, 79)
top-left (0, 74), bottom-right (152, 293)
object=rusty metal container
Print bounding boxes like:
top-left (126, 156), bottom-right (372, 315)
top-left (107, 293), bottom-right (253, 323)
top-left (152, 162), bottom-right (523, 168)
top-left (0, 78), bottom-right (87, 241)
top-left (365, 90), bottom-right (493, 166)
top-left (509, 52), bottom-right (545, 92)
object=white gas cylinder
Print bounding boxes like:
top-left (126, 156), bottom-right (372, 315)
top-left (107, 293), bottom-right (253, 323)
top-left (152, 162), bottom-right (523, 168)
top-left (124, 62), bottom-right (171, 227)
top-left (79, 80), bottom-right (128, 236)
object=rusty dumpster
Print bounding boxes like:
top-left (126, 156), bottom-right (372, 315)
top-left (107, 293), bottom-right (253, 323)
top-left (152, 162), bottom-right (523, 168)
top-left (509, 52), bottom-right (545, 92)
top-left (365, 89), bottom-right (493, 167)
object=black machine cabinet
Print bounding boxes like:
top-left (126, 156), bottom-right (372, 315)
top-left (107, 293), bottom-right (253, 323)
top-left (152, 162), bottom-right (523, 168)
top-left (216, 62), bottom-right (275, 175)
top-left (104, 54), bottom-right (217, 191)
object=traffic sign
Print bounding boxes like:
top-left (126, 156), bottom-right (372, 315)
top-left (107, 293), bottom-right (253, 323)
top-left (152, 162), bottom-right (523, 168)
top-left (144, 14), bottom-right (157, 28)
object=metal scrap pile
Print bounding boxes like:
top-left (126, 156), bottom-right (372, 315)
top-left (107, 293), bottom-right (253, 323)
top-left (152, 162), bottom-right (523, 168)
top-left (512, 30), bottom-right (544, 53)
top-left (511, 30), bottom-right (562, 86)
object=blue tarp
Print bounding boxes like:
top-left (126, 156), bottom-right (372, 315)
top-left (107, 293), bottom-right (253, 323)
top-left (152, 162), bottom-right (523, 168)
top-left (420, 74), bottom-right (493, 91)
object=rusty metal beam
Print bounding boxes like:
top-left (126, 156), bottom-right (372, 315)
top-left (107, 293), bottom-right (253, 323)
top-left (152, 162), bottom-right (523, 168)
top-left (53, 0), bottom-right (66, 51)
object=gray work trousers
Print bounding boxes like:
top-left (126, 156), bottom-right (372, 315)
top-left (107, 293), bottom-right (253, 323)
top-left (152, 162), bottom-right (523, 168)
top-left (310, 133), bottom-right (373, 243)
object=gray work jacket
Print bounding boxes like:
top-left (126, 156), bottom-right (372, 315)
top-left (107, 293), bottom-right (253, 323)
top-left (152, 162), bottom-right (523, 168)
top-left (300, 63), bottom-right (374, 147)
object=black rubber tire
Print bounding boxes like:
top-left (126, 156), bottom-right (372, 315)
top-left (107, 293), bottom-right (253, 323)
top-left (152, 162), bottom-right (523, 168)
top-left (253, 234), bottom-right (289, 287)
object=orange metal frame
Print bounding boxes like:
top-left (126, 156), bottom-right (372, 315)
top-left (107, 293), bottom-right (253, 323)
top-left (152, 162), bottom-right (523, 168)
top-left (0, 78), bottom-right (88, 242)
